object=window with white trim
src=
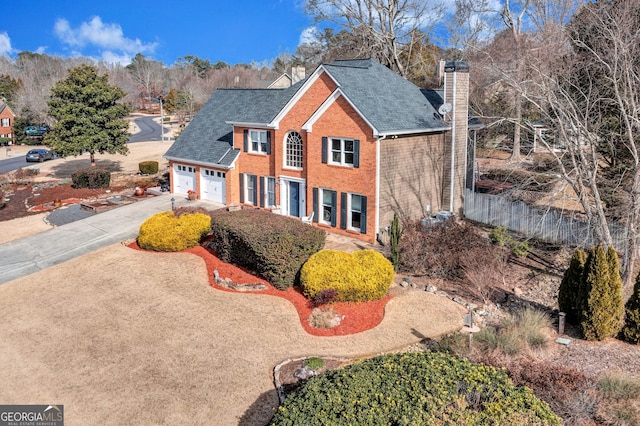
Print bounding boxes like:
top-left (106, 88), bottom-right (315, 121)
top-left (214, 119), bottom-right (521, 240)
top-left (285, 131), bottom-right (303, 169)
top-left (321, 189), bottom-right (335, 225)
top-left (266, 176), bottom-right (276, 207)
top-left (1, 118), bottom-right (9, 127)
top-left (250, 130), bottom-right (268, 154)
top-left (246, 174), bottom-right (257, 204)
top-left (330, 138), bottom-right (354, 166)
top-left (177, 165), bottom-right (195, 173)
top-left (348, 194), bottom-right (363, 231)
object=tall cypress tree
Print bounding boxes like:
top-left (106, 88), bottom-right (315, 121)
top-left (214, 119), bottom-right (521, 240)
top-left (558, 248), bottom-right (587, 324)
top-left (581, 244), bottom-right (623, 340)
top-left (606, 245), bottom-right (624, 334)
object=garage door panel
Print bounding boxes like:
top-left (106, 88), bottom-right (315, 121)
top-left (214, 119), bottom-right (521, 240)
top-left (202, 169), bottom-right (226, 204)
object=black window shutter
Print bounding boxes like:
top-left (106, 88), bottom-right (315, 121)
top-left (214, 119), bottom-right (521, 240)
top-left (239, 173), bottom-right (245, 203)
top-left (251, 175), bottom-right (258, 205)
top-left (321, 137), bottom-right (328, 164)
top-left (259, 176), bottom-right (265, 207)
top-left (243, 129), bottom-right (248, 152)
top-left (360, 196), bottom-right (367, 234)
top-left (340, 192), bottom-right (347, 229)
top-left (266, 131), bottom-right (271, 154)
top-left (313, 188), bottom-right (319, 223)
top-left (353, 139), bottom-right (360, 168)
top-left (331, 190), bottom-right (338, 227)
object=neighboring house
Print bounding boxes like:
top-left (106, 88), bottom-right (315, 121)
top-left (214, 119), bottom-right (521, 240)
top-left (0, 102), bottom-right (15, 144)
top-left (267, 66), bottom-right (306, 89)
top-left (164, 58), bottom-right (471, 244)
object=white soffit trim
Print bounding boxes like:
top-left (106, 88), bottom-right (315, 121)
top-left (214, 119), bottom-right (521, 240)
top-left (302, 88), bottom-right (379, 136)
top-left (225, 121), bottom-right (274, 129)
top-left (164, 155), bottom-right (237, 170)
top-left (269, 65), bottom-right (340, 130)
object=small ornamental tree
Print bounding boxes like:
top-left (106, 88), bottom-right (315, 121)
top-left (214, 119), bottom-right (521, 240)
top-left (622, 272), bottom-right (640, 344)
top-left (606, 245), bottom-right (624, 333)
top-left (580, 245), bottom-right (624, 341)
top-left (46, 64), bottom-right (131, 166)
top-left (389, 212), bottom-right (402, 271)
top-left (558, 248), bottom-right (587, 324)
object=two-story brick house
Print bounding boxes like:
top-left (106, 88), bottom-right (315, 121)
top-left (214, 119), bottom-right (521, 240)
top-left (0, 102), bottom-right (15, 144)
top-left (164, 59), bottom-right (471, 244)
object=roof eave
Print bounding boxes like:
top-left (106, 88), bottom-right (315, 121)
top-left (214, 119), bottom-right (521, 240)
top-left (164, 155), bottom-right (237, 170)
top-left (225, 121), bottom-right (277, 129)
top-left (378, 126), bottom-right (451, 137)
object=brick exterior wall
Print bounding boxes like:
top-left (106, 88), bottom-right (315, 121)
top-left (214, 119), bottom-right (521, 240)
top-left (0, 105), bottom-right (15, 142)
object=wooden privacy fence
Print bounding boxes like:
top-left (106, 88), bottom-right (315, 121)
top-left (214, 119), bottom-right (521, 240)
top-left (463, 189), bottom-right (629, 252)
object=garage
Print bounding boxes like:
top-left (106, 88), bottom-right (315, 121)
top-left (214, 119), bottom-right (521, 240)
top-left (173, 164), bottom-right (196, 194)
top-left (201, 169), bottom-right (226, 204)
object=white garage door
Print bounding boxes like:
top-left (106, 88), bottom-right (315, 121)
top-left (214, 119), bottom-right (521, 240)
top-left (173, 164), bottom-right (196, 194)
top-left (201, 169), bottom-right (226, 204)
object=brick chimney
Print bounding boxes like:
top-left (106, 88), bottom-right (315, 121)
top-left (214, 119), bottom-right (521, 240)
top-left (441, 61), bottom-right (470, 215)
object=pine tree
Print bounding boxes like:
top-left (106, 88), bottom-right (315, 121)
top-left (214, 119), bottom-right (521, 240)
top-left (558, 248), bottom-right (587, 324)
top-left (622, 272), bottom-right (640, 343)
top-left (581, 244), bottom-right (623, 341)
top-left (46, 64), bottom-right (131, 166)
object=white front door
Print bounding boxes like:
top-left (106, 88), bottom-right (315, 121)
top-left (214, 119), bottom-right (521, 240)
top-left (280, 177), bottom-right (306, 218)
top-left (201, 169), bottom-right (226, 204)
top-left (173, 164), bottom-right (196, 194)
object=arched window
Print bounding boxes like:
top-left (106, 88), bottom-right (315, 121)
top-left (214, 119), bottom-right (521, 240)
top-left (285, 131), bottom-right (303, 169)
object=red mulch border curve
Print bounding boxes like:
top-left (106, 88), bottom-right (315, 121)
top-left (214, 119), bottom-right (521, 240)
top-left (127, 242), bottom-right (390, 336)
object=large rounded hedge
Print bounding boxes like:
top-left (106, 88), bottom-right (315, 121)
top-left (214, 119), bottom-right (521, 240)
top-left (300, 249), bottom-right (394, 302)
top-left (270, 351), bottom-right (560, 425)
top-left (138, 211), bottom-right (211, 252)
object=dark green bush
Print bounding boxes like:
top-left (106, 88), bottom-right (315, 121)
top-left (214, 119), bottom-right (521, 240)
top-left (208, 209), bottom-right (325, 290)
top-left (622, 272), bottom-right (640, 344)
top-left (71, 167), bottom-right (111, 189)
top-left (558, 248), bottom-right (587, 324)
top-left (270, 351), bottom-right (560, 425)
top-left (139, 161), bottom-right (159, 175)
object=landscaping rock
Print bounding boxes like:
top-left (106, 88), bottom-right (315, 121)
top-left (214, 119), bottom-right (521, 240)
top-left (293, 366), bottom-right (316, 381)
top-left (425, 284), bottom-right (438, 293)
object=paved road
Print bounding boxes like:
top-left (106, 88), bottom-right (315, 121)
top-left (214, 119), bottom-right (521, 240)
top-left (0, 194), bottom-right (223, 285)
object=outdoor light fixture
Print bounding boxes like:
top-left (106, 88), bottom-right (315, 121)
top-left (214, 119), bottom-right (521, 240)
top-left (171, 197), bottom-right (175, 210)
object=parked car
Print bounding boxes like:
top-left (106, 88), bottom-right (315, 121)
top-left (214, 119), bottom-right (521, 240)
top-left (24, 125), bottom-right (50, 137)
top-left (26, 149), bottom-right (53, 162)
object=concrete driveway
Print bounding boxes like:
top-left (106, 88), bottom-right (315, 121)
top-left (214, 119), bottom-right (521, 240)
top-left (0, 196), bottom-right (466, 425)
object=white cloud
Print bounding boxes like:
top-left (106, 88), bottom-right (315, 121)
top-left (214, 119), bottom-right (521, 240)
top-left (0, 32), bottom-right (13, 56)
top-left (54, 16), bottom-right (157, 57)
top-left (100, 51), bottom-right (133, 65)
top-left (299, 26), bottom-right (321, 45)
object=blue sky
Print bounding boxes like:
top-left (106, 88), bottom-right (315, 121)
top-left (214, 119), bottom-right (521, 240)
top-left (2, 1), bottom-right (315, 66)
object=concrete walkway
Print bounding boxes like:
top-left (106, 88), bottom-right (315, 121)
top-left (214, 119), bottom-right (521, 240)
top-left (0, 194), bottom-right (222, 284)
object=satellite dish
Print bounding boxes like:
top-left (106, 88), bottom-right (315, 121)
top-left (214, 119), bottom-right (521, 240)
top-left (438, 103), bottom-right (452, 115)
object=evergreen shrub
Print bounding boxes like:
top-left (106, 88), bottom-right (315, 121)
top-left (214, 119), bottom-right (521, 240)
top-left (138, 161), bottom-right (159, 174)
top-left (208, 209), bottom-right (325, 289)
top-left (622, 272), bottom-right (640, 344)
top-left (558, 248), bottom-right (587, 323)
top-left (270, 351), bottom-right (560, 425)
top-left (300, 249), bottom-right (394, 302)
top-left (138, 211), bottom-right (211, 252)
top-left (71, 167), bottom-right (111, 189)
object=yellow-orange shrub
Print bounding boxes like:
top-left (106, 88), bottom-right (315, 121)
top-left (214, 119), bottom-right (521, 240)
top-left (300, 249), bottom-right (394, 302)
top-left (138, 211), bottom-right (211, 251)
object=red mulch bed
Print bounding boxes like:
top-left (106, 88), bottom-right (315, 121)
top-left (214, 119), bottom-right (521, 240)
top-left (128, 242), bottom-right (389, 336)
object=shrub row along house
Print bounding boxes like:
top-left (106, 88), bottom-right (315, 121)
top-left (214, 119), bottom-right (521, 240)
top-left (164, 58), bottom-right (472, 243)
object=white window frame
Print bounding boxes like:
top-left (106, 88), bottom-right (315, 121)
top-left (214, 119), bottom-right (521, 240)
top-left (245, 174), bottom-right (257, 205)
top-left (1, 118), bottom-right (9, 127)
top-left (329, 137), bottom-right (354, 166)
top-left (265, 176), bottom-right (276, 208)
top-left (348, 193), bottom-right (363, 232)
top-left (284, 131), bottom-right (303, 170)
top-left (249, 129), bottom-right (268, 154)
top-left (320, 188), bottom-right (334, 226)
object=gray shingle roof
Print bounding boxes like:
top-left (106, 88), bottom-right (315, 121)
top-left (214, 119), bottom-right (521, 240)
top-left (165, 58), bottom-right (449, 165)
top-left (323, 59), bottom-right (447, 134)
top-left (164, 86), bottom-right (299, 166)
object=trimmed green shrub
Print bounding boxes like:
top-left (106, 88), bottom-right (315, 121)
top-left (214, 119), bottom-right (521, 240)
top-left (208, 209), bottom-right (325, 290)
top-left (270, 351), bottom-right (560, 425)
top-left (622, 272), bottom-right (640, 344)
top-left (138, 211), bottom-right (211, 252)
top-left (71, 167), bottom-right (111, 189)
top-left (558, 248), bottom-right (587, 324)
top-left (138, 161), bottom-right (159, 174)
top-left (302, 357), bottom-right (325, 372)
top-left (300, 249), bottom-right (394, 302)
top-left (580, 244), bottom-right (624, 341)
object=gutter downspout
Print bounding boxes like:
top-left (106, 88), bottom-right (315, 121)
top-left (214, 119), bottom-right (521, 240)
top-left (375, 134), bottom-right (386, 244)
top-left (449, 72), bottom-right (456, 213)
